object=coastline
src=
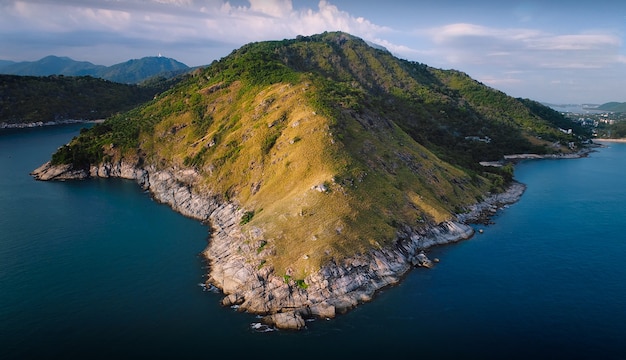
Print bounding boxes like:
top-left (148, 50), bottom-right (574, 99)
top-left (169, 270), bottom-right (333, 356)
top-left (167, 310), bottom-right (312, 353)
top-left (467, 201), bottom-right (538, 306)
top-left (592, 138), bottom-right (626, 143)
top-left (0, 119), bottom-right (104, 129)
top-left (12, 129), bottom-right (626, 358)
top-left (31, 144), bottom-right (599, 330)
top-left (480, 145), bottom-right (597, 167)
top-left (30, 158), bottom-right (529, 330)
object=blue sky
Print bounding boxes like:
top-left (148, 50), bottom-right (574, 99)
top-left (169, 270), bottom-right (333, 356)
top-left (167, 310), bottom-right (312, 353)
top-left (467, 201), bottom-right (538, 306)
top-left (1, 0), bottom-right (624, 104)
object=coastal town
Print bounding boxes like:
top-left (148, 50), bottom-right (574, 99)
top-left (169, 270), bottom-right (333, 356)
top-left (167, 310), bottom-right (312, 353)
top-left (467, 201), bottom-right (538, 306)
top-left (550, 103), bottom-right (626, 139)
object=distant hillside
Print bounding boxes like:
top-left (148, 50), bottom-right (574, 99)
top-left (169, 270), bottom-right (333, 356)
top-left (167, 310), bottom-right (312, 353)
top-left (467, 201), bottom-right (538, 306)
top-left (0, 60), bottom-right (16, 69)
top-left (0, 74), bottom-right (180, 125)
top-left (0, 55), bottom-right (190, 84)
top-left (97, 56), bottom-right (190, 83)
top-left (597, 102), bottom-right (626, 113)
top-left (0, 56), bottom-right (106, 77)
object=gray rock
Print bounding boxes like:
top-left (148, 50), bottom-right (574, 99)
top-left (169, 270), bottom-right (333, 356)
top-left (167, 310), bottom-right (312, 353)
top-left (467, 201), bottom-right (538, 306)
top-left (31, 158), bottom-right (526, 331)
top-left (262, 311), bottom-right (306, 330)
top-left (31, 161), bottom-right (88, 180)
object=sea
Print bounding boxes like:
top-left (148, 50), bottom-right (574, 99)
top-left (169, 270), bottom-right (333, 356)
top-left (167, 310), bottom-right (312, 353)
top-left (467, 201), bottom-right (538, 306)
top-left (1, 124), bottom-right (626, 359)
top-left (545, 103), bottom-right (606, 114)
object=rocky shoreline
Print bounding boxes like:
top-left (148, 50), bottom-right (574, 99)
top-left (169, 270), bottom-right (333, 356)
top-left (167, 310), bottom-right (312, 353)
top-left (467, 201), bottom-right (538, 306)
top-left (1, 119), bottom-right (104, 129)
top-left (479, 146), bottom-right (597, 167)
top-left (32, 158), bottom-right (526, 330)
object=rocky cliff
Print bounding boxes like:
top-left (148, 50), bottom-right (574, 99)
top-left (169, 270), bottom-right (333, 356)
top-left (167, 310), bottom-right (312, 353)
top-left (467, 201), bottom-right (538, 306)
top-left (32, 160), bottom-right (524, 330)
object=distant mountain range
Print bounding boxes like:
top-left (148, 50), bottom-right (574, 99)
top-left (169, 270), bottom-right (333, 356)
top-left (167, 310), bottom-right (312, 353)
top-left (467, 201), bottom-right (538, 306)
top-left (0, 55), bottom-right (190, 84)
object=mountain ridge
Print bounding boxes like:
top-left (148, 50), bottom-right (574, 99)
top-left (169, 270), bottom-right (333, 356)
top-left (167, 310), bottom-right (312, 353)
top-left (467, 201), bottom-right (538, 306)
top-left (0, 55), bottom-right (190, 84)
top-left (31, 31), bottom-right (592, 330)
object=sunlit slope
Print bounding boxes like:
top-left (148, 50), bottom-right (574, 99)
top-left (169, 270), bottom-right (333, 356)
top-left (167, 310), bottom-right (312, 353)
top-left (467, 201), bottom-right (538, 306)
top-left (49, 31), bottom-right (586, 276)
top-left (128, 77), bottom-right (488, 275)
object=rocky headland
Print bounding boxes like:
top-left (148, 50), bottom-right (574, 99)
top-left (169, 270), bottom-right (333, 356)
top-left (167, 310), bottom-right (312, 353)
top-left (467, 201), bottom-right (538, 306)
top-left (27, 32), bottom-right (597, 331)
top-left (32, 159), bottom-right (526, 330)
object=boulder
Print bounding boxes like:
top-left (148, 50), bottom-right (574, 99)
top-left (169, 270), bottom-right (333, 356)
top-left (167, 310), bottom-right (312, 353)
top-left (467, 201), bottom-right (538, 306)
top-left (261, 311), bottom-right (306, 330)
top-left (309, 302), bottom-right (336, 319)
top-left (30, 161), bottom-right (88, 180)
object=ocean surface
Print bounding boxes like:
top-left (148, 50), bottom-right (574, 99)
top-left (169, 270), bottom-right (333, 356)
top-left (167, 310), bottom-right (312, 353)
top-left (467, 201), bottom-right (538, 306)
top-left (2, 125), bottom-right (626, 359)
top-left (546, 103), bottom-right (605, 114)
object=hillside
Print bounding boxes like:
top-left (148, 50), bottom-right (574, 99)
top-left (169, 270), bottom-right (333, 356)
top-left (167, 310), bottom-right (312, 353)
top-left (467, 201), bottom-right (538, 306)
top-left (97, 56), bottom-right (190, 83)
top-left (0, 55), bottom-right (190, 84)
top-left (0, 74), bottom-right (183, 126)
top-left (0, 60), bottom-right (17, 68)
top-left (597, 102), bottom-right (626, 113)
top-left (34, 32), bottom-right (589, 329)
top-left (0, 55), bottom-right (105, 76)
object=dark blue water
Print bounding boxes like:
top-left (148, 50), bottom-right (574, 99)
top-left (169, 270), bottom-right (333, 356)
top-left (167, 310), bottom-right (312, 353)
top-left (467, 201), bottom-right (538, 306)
top-left (2, 126), bottom-right (626, 359)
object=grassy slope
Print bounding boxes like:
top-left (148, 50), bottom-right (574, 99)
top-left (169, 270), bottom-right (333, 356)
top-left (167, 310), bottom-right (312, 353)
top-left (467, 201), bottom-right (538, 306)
top-left (48, 32), bottom-right (586, 279)
top-left (134, 76), bottom-right (488, 277)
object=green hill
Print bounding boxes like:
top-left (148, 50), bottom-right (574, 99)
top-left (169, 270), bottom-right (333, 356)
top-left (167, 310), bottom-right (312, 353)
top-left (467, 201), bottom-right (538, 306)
top-left (597, 102), bottom-right (626, 113)
top-left (43, 31), bottom-right (588, 280)
top-left (98, 56), bottom-right (189, 83)
top-left (0, 74), bottom-right (181, 125)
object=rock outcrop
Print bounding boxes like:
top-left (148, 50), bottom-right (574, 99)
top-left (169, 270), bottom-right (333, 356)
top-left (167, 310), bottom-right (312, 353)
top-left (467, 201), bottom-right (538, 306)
top-left (31, 162), bottom-right (89, 181)
top-left (31, 160), bottom-right (524, 330)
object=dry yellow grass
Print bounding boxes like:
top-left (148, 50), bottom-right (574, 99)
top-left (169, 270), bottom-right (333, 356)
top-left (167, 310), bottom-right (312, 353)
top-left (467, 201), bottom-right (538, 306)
top-left (135, 80), bottom-right (490, 280)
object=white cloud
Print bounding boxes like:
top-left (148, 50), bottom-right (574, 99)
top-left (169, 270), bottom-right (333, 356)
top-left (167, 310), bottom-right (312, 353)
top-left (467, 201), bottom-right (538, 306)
top-left (428, 23), bottom-right (542, 44)
top-left (479, 76), bottom-right (523, 86)
top-left (415, 22), bottom-right (623, 72)
top-left (200, 0), bottom-right (391, 44)
top-left (153, 0), bottom-right (194, 6)
top-left (74, 8), bottom-right (132, 32)
top-left (527, 34), bottom-right (621, 51)
top-left (247, 0), bottom-right (293, 17)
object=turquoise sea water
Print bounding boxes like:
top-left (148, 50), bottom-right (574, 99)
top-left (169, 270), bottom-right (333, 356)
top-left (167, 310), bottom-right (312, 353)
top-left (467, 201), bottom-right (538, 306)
top-left (1, 126), bottom-right (626, 359)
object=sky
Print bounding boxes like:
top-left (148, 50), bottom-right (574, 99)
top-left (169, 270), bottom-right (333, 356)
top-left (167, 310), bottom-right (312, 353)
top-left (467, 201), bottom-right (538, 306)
top-left (1, 0), bottom-right (625, 104)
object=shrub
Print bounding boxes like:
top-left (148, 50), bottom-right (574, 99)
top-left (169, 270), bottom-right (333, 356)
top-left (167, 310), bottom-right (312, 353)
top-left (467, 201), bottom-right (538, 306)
top-left (240, 210), bottom-right (255, 225)
top-left (295, 279), bottom-right (308, 289)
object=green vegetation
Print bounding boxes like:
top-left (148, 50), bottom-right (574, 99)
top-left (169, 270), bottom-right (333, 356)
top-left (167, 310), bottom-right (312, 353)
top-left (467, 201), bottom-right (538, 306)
top-left (44, 31), bottom-right (591, 277)
top-left (295, 279), bottom-right (308, 290)
top-left (280, 275), bottom-right (307, 289)
top-left (240, 210), bottom-right (255, 225)
top-left (0, 74), bottom-right (182, 125)
top-left (597, 102), bottom-right (626, 113)
top-left (589, 102), bottom-right (626, 139)
top-left (602, 121), bottom-right (626, 138)
top-left (101, 56), bottom-right (189, 84)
